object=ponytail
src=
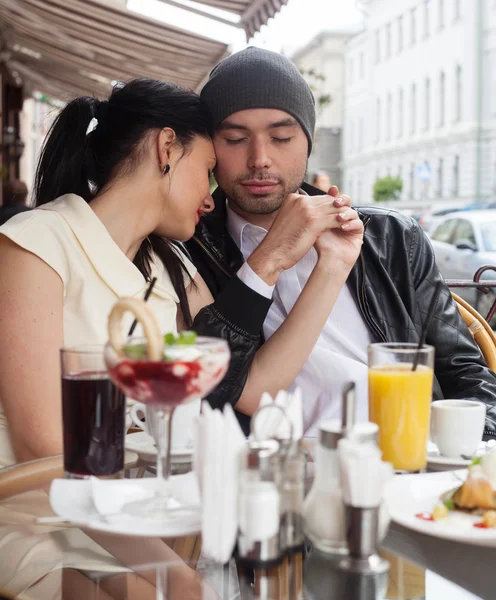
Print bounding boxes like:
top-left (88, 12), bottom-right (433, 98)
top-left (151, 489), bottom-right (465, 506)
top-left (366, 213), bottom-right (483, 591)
top-left (34, 97), bottom-right (100, 205)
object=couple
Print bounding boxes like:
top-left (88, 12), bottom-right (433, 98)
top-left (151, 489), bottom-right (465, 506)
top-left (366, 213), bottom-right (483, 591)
top-left (1, 47), bottom-right (496, 469)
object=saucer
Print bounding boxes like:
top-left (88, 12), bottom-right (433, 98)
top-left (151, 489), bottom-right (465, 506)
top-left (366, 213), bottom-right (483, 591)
top-left (125, 432), bottom-right (193, 464)
top-left (49, 474), bottom-right (201, 537)
top-left (427, 441), bottom-right (488, 471)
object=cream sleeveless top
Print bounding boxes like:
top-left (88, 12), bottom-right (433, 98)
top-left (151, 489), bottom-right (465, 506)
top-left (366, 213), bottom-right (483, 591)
top-left (0, 194), bottom-right (196, 584)
top-left (0, 193), bottom-right (196, 467)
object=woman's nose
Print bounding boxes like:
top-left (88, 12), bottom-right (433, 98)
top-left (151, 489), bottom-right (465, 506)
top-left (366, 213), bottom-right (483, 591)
top-left (203, 195), bottom-right (214, 213)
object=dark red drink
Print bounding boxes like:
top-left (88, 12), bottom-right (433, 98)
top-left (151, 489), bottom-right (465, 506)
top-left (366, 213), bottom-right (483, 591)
top-left (110, 360), bottom-right (203, 407)
top-left (62, 372), bottom-right (126, 477)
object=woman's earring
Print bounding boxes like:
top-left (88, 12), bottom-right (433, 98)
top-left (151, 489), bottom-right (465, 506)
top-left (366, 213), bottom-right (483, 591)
top-left (162, 163), bottom-right (170, 176)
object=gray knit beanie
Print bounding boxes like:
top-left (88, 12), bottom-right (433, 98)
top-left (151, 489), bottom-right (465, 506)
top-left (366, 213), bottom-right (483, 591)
top-left (201, 47), bottom-right (316, 154)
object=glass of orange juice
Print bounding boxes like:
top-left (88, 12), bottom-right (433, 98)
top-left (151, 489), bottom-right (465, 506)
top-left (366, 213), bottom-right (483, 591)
top-left (368, 343), bottom-right (434, 473)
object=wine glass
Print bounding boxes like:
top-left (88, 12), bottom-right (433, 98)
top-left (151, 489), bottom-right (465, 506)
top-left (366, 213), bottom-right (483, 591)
top-left (105, 336), bottom-right (230, 522)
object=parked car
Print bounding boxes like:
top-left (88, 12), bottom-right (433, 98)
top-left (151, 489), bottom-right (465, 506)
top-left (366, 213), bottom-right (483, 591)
top-left (428, 210), bottom-right (496, 324)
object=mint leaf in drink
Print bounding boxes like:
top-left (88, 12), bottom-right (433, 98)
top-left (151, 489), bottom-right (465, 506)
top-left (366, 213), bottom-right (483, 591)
top-left (471, 456), bottom-right (482, 467)
top-left (122, 343), bottom-right (147, 360)
top-left (176, 331), bottom-right (197, 345)
top-left (163, 331), bottom-right (197, 346)
top-left (164, 333), bottom-right (176, 345)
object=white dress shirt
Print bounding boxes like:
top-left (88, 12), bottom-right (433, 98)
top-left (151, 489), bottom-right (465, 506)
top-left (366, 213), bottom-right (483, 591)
top-left (229, 204), bottom-right (371, 435)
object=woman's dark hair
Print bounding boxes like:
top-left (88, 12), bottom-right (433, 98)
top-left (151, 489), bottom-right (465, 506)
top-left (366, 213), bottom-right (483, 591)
top-left (34, 79), bottom-right (213, 327)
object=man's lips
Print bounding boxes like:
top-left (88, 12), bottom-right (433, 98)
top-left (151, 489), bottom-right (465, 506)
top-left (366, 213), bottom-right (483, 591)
top-left (241, 180), bottom-right (279, 194)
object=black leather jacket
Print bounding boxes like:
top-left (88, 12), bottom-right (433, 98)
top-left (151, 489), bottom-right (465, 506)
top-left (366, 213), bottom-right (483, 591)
top-left (188, 182), bottom-right (496, 438)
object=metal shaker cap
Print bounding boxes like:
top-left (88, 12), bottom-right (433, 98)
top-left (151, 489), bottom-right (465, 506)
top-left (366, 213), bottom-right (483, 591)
top-left (318, 419), bottom-right (343, 450)
top-left (244, 439), bottom-right (280, 470)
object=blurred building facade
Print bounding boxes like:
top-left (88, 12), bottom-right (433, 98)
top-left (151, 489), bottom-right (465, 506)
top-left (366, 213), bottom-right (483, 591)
top-left (292, 31), bottom-right (357, 189)
top-left (343, 0), bottom-right (496, 206)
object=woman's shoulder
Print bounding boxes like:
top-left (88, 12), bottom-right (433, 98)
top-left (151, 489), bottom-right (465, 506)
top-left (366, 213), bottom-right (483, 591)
top-left (0, 198), bottom-right (78, 285)
top-left (0, 198), bottom-right (73, 238)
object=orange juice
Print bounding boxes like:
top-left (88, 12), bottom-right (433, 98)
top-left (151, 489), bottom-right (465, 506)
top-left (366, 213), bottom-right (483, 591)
top-left (369, 364), bottom-right (433, 471)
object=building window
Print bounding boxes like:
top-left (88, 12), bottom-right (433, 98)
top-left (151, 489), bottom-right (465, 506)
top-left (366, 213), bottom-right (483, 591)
top-left (438, 0), bottom-right (444, 29)
top-left (351, 120), bottom-right (356, 152)
top-left (359, 117), bottom-right (364, 150)
top-left (424, 0), bottom-right (430, 39)
top-left (454, 0), bottom-right (461, 20)
top-left (437, 158), bottom-right (444, 196)
top-left (398, 15), bottom-right (404, 52)
top-left (411, 83), bottom-right (417, 133)
top-left (409, 163), bottom-right (415, 199)
top-left (453, 155), bottom-right (459, 196)
top-left (376, 98), bottom-right (382, 142)
top-left (386, 93), bottom-right (392, 141)
top-left (359, 52), bottom-right (365, 78)
top-left (398, 88), bottom-right (404, 137)
top-left (455, 65), bottom-right (462, 122)
top-left (375, 30), bottom-right (381, 63)
top-left (439, 71), bottom-right (445, 127)
top-left (349, 58), bottom-right (354, 84)
top-left (424, 78), bottom-right (431, 130)
top-left (386, 23), bottom-right (392, 58)
top-left (411, 7), bottom-right (417, 45)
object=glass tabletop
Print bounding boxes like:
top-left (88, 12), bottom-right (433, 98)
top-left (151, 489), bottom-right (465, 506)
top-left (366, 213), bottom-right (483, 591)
top-left (0, 481), bottom-right (492, 600)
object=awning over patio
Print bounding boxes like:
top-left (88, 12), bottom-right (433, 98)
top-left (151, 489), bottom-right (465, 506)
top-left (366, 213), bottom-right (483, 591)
top-left (0, 0), bottom-right (287, 101)
top-left (0, 1), bottom-right (209, 100)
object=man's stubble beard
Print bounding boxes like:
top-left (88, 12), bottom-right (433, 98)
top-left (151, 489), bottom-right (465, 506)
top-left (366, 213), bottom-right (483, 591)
top-left (220, 164), bottom-right (307, 216)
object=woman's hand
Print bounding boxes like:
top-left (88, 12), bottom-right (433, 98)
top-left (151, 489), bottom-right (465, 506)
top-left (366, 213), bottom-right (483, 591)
top-left (313, 186), bottom-right (364, 270)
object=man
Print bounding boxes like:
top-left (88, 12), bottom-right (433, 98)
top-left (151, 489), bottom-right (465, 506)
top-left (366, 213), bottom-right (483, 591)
top-left (311, 170), bottom-right (332, 192)
top-left (187, 47), bottom-right (496, 438)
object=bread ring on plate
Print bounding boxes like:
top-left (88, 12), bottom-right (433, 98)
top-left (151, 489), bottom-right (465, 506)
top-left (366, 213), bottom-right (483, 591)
top-left (108, 297), bottom-right (163, 361)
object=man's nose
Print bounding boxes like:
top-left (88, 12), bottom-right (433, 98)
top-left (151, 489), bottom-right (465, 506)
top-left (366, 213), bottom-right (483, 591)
top-left (247, 139), bottom-right (272, 170)
top-left (202, 195), bottom-right (214, 213)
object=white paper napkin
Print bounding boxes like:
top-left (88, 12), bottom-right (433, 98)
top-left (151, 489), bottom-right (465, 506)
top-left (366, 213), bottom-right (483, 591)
top-left (338, 437), bottom-right (394, 508)
top-left (196, 402), bottom-right (246, 564)
top-left (252, 388), bottom-right (303, 441)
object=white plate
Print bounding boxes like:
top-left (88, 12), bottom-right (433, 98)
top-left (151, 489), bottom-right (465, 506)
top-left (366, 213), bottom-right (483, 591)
top-left (126, 432), bottom-right (193, 464)
top-left (385, 470), bottom-right (496, 547)
top-left (427, 441), bottom-right (488, 470)
top-left (49, 475), bottom-right (201, 537)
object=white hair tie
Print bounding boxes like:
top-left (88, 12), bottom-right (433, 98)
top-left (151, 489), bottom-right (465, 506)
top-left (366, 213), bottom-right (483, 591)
top-left (86, 117), bottom-right (98, 136)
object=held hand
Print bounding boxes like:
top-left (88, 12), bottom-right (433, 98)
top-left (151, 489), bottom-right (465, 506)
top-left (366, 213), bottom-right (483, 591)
top-left (314, 187), bottom-right (364, 269)
top-left (247, 188), bottom-right (356, 284)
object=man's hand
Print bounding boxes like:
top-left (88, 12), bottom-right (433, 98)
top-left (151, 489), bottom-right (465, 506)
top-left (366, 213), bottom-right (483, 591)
top-left (314, 186), bottom-right (364, 270)
top-left (247, 186), bottom-right (357, 285)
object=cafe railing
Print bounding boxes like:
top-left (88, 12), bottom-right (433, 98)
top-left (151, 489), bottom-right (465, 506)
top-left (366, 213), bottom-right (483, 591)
top-left (445, 265), bottom-right (496, 324)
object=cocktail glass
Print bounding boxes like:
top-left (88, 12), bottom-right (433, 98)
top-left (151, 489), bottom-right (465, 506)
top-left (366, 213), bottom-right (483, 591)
top-left (105, 336), bottom-right (230, 521)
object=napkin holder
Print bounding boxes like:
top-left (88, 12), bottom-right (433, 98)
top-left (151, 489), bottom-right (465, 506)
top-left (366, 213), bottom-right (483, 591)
top-left (338, 505), bottom-right (389, 575)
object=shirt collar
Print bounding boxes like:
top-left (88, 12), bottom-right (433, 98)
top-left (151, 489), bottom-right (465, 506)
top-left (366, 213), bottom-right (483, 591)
top-left (38, 194), bottom-right (179, 303)
top-left (225, 201), bottom-right (268, 257)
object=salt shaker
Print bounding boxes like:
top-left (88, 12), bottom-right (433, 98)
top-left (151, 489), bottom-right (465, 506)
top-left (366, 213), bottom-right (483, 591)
top-left (237, 439), bottom-right (284, 568)
top-left (278, 438), bottom-right (306, 553)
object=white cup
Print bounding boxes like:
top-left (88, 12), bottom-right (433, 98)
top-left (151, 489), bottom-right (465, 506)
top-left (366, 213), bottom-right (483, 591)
top-left (430, 400), bottom-right (486, 458)
top-left (130, 399), bottom-right (200, 451)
